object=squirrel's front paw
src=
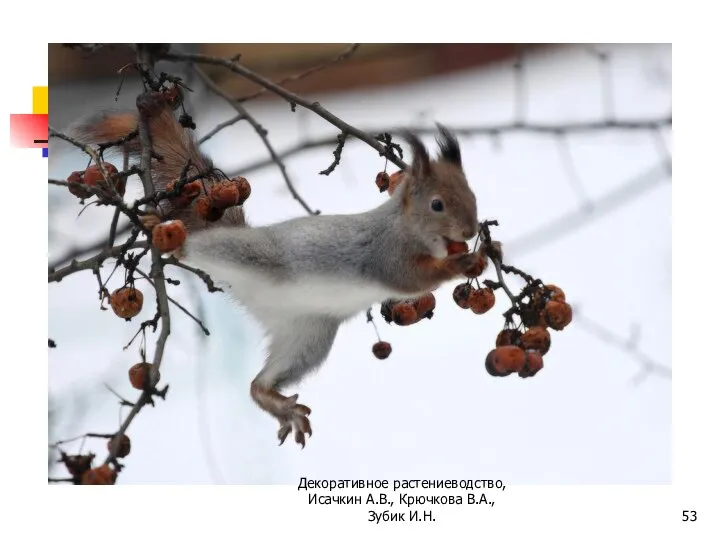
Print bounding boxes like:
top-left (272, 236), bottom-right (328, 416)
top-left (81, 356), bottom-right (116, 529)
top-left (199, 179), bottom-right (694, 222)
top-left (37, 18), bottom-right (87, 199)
top-left (446, 252), bottom-right (481, 275)
top-left (276, 394), bottom-right (313, 448)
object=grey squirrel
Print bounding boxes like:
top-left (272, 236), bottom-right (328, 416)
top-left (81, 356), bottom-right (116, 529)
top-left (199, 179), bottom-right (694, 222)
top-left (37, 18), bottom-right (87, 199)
top-left (73, 100), bottom-right (483, 448)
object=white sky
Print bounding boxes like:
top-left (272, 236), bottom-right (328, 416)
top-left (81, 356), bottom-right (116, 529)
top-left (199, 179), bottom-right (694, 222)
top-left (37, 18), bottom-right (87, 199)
top-left (48, 43), bottom-right (671, 485)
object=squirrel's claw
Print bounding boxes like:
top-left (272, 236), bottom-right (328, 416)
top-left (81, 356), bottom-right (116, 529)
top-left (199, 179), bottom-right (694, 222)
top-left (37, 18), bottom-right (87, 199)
top-left (274, 394), bottom-right (313, 448)
top-left (277, 406), bottom-right (312, 448)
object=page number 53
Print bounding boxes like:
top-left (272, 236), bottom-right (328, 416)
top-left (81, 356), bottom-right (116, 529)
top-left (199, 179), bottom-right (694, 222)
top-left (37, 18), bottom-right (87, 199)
top-left (682, 510), bottom-right (697, 522)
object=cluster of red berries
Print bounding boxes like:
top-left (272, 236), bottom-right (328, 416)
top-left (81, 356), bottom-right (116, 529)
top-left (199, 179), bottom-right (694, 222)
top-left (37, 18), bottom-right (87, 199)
top-left (60, 452), bottom-right (118, 485)
top-left (484, 284), bottom-right (572, 378)
top-left (66, 162), bottom-right (126, 201)
top-left (54, 330), bottom-right (163, 485)
top-left (165, 176), bottom-right (251, 223)
top-left (57, 429), bottom-right (131, 485)
top-left (370, 293), bottom-right (436, 360)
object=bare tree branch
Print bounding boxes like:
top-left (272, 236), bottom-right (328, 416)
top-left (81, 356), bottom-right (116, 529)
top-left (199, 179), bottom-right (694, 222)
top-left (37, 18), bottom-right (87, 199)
top-left (192, 65), bottom-right (319, 215)
top-left (160, 50), bottom-right (409, 170)
top-left (225, 117), bottom-right (672, 178)
top-left (236, 43), bottom-right (361, 103)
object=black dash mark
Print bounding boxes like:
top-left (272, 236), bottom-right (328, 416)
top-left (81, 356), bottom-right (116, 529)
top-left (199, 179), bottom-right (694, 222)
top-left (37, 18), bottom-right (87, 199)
top-left (34, 139), bottom-right (49, 143)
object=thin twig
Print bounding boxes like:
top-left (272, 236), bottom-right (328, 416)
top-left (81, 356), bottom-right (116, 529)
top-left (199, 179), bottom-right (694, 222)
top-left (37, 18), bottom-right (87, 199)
top-left (236, 43), bottom-right (361, 103)
top-left (164, 255), bottom-right (223, 293)
top-left (319, 132), bottom-right (348, 176)
top-left (197, 113), bottom-right (245, 145)
top-left (48, 241), bottom-right (148, 282)
top-left (135, 267), bottom-right (210, 336)
top-left (107, 208), bottom-right (122, 249)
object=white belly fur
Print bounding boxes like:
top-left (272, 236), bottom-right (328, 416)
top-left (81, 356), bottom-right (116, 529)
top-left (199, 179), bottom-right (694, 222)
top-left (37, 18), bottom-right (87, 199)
top-left (185, 254), bottom-right (400, 323)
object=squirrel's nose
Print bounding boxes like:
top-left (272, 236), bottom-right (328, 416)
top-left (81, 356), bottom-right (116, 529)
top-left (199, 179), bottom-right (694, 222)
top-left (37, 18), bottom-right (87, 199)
top-left (462, 229), bottom-right (476, 240)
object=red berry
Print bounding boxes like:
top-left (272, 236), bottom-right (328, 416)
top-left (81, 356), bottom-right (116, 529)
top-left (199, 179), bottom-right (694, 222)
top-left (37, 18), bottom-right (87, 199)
top-left (109, 288), bottom-right (143, 320)
top-left (152, 220), bottom-right (187, 253)
top-left (519, 351), bottom-right (544, 378)
top-left (453, 283), bottom-right (473, 309)
top-left (107, 434), bottom-right (131, 458)
top-left (372, 341), bottom-right (392, 360)
top-left (375, 172), bottom-right (390, 192)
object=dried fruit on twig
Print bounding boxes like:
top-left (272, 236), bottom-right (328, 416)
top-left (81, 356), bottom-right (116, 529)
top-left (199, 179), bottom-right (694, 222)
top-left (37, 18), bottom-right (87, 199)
top-left (372, 341), bottom-right (392, 360)
top-left (541, 300), bottom-right (573, 331)
top-left (452, 283), bottom-right (473, 309)
top-left (62, 453), bottom-right (94, 477)
top-left (485, 349), bottom-right (509, 377)
top-left (519, 326), bottom-right (551, 355)
top-left (195, 196), bottom-right (224, 222)
top-left (463, 255), bottom-right (488, 278)
top-left (152, 220), bottom-right (187, 253)
top-left (67, 171), bottom-right (87, 198)
top-left (543, 284), bottom-right (566, 303)
top-left (166, 179), bottom-right (202, 209)
top-left (485, 346), bottom-right (526, 376)
top-left (446, 240), bottom-right (469, 255)
top-left (83, 163), bottom-right (125, 197)
top-left (531, 284), bottom-right (567, 309)
top-left (469, 288), bottom-right (495, 314)
top-left (107, 434), bottom-right (131, 458)
top-left (519, 351), bottom-right (544, 378)
top-left (392, 302), bottom-right (419, 326)
top-left (496, 328), bottom-right (522, 347)
top-left (81, 464), bottom-right (116, 485)
top-left (231, 176), bottom-right (252, 204)
top-left (375, 172), bottom-right (390, 192)
top-left (413, 293), bottom-right (436, 319)
top-left (109, 288), bottom-right (143, 320)
top-left (128, 362), bottom-right (157, 390)
top-left (387, 171), bottom-right (405, 195)
top-left (210, 180), bottom-right (240, 210)
top-left (84, 163), bottom-right (119, 186)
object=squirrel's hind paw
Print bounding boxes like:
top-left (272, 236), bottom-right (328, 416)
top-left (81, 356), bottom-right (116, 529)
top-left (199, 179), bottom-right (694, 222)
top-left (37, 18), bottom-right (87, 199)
top-left (251, 383), bottom-right (313, 448)
top-left (277, 395), bottom-right (313, 448)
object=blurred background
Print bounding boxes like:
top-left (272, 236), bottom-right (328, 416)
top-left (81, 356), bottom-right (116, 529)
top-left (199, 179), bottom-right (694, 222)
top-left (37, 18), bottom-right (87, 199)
top-left (48, 43), bottom-right (672, 484)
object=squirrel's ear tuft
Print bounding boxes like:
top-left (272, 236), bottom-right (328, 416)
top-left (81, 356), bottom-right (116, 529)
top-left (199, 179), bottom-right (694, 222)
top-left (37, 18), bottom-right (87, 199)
top-left (435, 123), bottom-right (462, 167)
top-left (401, 130), bottom-right (430, 178)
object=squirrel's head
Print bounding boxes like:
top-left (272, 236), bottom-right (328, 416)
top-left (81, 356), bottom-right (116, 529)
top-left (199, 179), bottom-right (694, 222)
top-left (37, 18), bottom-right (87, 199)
top-left (398, 126), bottom-right (478, 256)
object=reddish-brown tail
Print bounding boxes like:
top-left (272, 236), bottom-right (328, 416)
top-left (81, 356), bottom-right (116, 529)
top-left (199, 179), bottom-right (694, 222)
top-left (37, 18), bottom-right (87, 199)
top-left (70, 104), bottom-right (245, 232)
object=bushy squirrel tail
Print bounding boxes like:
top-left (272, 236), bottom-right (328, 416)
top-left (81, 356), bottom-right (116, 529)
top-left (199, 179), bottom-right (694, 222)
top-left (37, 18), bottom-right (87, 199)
top-left (70, 103), bottom-right (246, 232)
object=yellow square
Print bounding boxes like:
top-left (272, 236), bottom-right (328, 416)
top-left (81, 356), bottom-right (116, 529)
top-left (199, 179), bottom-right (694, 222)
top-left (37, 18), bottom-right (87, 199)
top-left (33, 86), bottom-right (48, 114)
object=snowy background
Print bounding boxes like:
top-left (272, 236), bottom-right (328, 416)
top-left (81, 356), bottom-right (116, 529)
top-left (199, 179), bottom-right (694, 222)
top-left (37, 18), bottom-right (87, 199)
top-left (48, 43), bottom-right (672, 484)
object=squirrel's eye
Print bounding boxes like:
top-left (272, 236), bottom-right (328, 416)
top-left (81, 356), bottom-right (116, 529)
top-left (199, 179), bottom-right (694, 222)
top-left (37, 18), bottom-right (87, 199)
top-left (430, 199), bottom-right (444, 212)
